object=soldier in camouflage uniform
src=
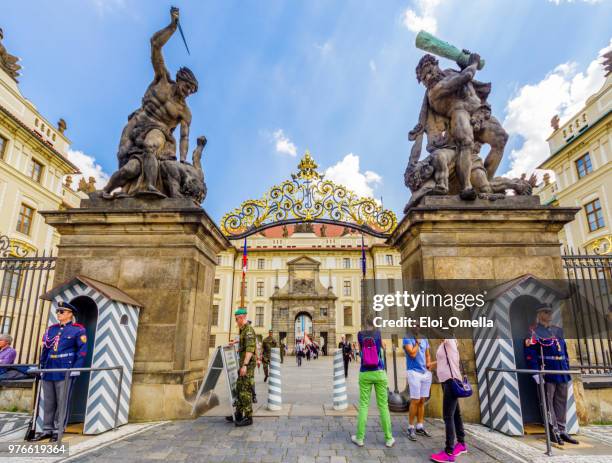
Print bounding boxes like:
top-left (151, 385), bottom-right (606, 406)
top-left (226, 307), bottom-right (256, 427)
top-left (261, 329), bottom-right (278, 382)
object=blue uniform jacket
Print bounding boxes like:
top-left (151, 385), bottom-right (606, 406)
top-left (524, 323), bottom-right (571, 383)
top-left (40, 322), bottom-right (88, 381)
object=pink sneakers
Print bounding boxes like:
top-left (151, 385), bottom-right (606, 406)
top-left (430, 450), bottom-right (455, 462)
top-left (453, 443), bottom-right (468, 456)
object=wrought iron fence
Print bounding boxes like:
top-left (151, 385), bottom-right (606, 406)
top-left (0, 237), bottom-right (56, 365)
top-left (561, 249), bottom-right (612, 372)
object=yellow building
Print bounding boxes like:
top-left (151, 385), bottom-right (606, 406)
top-left (210, 153), bottom-right (401, 352)
top-left (0, 31), bottom-right (84, 358)
top-left (537, 69), bottom-right (611, 254)
top-left (0, 31), bottom-right (82, 255)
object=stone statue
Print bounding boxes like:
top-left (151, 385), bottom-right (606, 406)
top-left (294, 222), bottom-right (314, 233)
top-left (99, 7), bottom-right (206, 204)
top-left (320, 224), bottom-right (327, 237)
top-left (78, 177), bottom-right (97, 194)
top-left (57, 118), bottom-right (67, 134)
top-left (404, 32), bottom-right (533, 211)
top-left (282, 225), bottom-right (289, 238)
top-left (550, 115), bottom-right (560, 131)
top-left (0, 28), bottom-right (21, 81)
top-left (604, 50), bottom-right (612, 77)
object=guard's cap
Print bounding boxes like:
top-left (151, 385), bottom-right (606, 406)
top-left (535, 303), bottom-right (553, 313)
top-left (57, 301), bottom-right (77, 313)
top-left (234, 307), bottom-right (247, 316)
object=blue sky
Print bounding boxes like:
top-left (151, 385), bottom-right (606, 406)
top-left (3, 0), bottom-right (611, 221)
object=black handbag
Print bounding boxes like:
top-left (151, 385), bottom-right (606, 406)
top-left (443, 341), bottom-right (473, 398)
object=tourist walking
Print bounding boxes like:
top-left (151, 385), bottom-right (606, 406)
top-left (351, 319), bottom-right (394, 448)
top-left (403, 324), bottom-right (434, 441)
top-left (430, 338), bottom-right (468, 462)
top-left (295, 341), bottom-right (303, 367)
top-left (338, 336), bottom-right (352, 378)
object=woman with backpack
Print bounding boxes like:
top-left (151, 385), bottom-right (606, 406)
top-left (351, 318), bottom-right (395, 448)
top-left (430, 338), bottom-right (469, 462)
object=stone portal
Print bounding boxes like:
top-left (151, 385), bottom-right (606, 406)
top-left (271, 256), bottom-right (337, 352)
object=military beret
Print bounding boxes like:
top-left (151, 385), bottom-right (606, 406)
top-left (57, 301), bottom-right (77, 313)
top-left (234, 308), bottom-right (247, 316)
top-left (535, 303), bottom-right (553, 313)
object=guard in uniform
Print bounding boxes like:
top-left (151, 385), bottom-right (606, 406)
top-left (261, 329), bottom-right (278, 382)
top-left (32, 301), bottom-right (87, 442)
top-left (225, 307), bottom-right (256, 427)
top-left (524, 303), bottom-right (578, 445)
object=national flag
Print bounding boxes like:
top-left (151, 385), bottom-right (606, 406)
top-left (361, 234), bottom-right (366, 277)
top-left (242, 237), bottom-right (248, 278)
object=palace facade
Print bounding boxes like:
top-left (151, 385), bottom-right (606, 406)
top-left (210, 223), bottom-right (401, 353)
top-left (0, 32), bottom-right (85, 346)
top-left (536, 65), bottom-right (611, 255)
top-left (0, 35), bottom-right (83, 255)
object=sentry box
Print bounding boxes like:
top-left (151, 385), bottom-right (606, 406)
top-left (39, 275), bottom-right (142, 434)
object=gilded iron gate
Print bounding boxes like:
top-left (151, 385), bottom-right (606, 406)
top-left (0, 235), bottom-right (56, 364)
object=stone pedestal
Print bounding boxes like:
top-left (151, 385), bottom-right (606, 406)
top-left (42, 197), bottom-right (230, 421)
top-left (389, 196), bottom-right (578, 422)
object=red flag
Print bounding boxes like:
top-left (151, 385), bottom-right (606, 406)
top-left (242, 237), bottom-right (248, 278)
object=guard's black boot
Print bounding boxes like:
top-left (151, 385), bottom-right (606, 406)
top-left (225, 412), bottom-right (241, 423)
top-left (49, 434), bottom-right (59, 443)
top-left (253, 394), bottom-right (258, 404)
top-left (235, 416), bottom-right (253, 427)
top-left (560, 432), bottom-right (579, 444)
top-left (30, 432), bottom-right (53, 441)
top-left (264, 375), bottom-right (268, 383)
top-left (553, 433), bottom-right (564, 445)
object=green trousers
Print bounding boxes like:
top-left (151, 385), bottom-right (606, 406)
top-left (356, 369), bottom-right (393, 441)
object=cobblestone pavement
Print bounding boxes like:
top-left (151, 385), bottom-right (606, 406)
top-left (65, 357), bottom-right (612, 462)
top-left (66, 416), bottom-right (612, 463)
top-left (70, 415), bottom-right (507, 463)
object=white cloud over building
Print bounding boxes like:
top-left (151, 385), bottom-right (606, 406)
top-left (324, 153), bottom-right (382, 198)
top-left (502, 39), bottom-right (612, 179)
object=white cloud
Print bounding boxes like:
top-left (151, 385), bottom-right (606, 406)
top-left (324, 153), bottom-right (382, 198)
top-left (272, 129), bottom-right (297, 157)
top-left (315, 41), bottom-right (333, 56)
top-left (547, 0), bottom-right (602, 5)
top-left (66, 149), bottom-right (110, 188)
top-left (502, 39), bottom-right (611, 179)
top-left (90, 0), bottom-right (126, 16)
top-left (402, 0), bottom-right (443, 34)
top-left (369, 60), bottom-right (377, 72)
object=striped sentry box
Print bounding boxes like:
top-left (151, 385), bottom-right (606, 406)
top-left (267, 347), bottom-right (282, 411)
top-left (332, 349), bottom-right (348, 410)
top-left (473, 276), bottom-right (579, 436)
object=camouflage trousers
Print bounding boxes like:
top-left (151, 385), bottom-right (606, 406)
top-left (263, 359), bottom-right (270, 378)
top-left (235, 371), bottom-right (255, 418)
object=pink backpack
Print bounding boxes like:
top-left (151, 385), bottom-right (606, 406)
top-left (362, 336), bottom-right (379, 368)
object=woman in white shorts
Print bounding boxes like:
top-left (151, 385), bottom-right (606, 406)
top-left (403, 328), bottom-right (435, 441)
